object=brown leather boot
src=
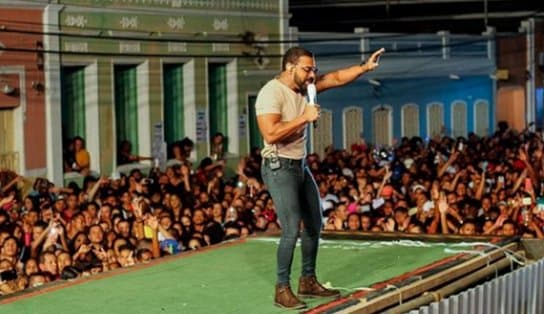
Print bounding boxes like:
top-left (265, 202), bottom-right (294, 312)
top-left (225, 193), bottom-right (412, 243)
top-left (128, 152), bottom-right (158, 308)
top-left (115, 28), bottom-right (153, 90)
top-left (274, 284), bottom-right (307, 310)
top-left (298, 275), bottom-right (341, 298)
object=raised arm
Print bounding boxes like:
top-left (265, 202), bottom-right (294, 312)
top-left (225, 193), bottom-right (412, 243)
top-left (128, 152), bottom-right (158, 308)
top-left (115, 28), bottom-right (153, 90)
top-left (315, 48), bottom-right (384, 93)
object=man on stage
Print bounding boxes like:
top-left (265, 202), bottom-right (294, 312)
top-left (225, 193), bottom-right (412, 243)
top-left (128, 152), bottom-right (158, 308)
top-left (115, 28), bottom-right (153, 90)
top-left (255, 46), bottom-right (385, 309)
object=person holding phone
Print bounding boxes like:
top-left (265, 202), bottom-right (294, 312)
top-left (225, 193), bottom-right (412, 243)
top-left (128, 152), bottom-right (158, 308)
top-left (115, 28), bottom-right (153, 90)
top-left (255, 46), bottom-right (385, 309)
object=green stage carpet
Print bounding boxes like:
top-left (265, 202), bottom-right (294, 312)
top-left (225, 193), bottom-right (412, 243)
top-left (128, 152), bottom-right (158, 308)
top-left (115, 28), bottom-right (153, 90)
top-left (0, 238), bottom-right (458, 314)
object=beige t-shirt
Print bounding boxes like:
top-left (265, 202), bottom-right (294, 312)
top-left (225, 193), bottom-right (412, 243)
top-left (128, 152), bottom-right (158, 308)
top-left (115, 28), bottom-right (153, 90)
top-left (255, 79), bottom-right (308, 159)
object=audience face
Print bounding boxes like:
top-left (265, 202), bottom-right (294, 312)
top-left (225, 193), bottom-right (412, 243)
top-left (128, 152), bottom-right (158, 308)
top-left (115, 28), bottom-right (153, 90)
top-left (23, 197), bottom-right (34, 211)
top-left (41, 207), bottom-right (54, 223)
top-left (138, 250), bottom-right (153, 263)
top-left (32, 225), bottom-right (45, 242)
top-left (360, 216), bottom-right (372, 231)
top-left (172, 145), bottom-right (183, 159)
top-left (57, 252), bottom-right (72, 272)
top-left (169, 195), bottom-right (182, 210)
top-left (89, 225), bottom-right (104, 245)
top-left (67, 194), bottom-right (78, 210)
top-left (160, 216), bottom-right (173, 230)
top-left (347, 214), bottom-right (360, 231)
top-left (192, 210), bottom-right (205, 226)
top-left (39, 253), bottom-right (58, 276)
top-left (74, 138), bottom-right (84, 152)
top-left (99, 205), bottom-right (112, 221)
top-left (73, 233), bottom-right (89, 251)
top-left (118, 249), bottom-right (135, 267)
top-left (212, 203), bottom-right (223, 219)
top-left (459, 222), bottom-right (477, 235)
top-left (1, 238), bottom-right (18, 258)
top-left (502, 223), bottom-right (516, 237)
top-left (394, 210), bottom-right (408, 226)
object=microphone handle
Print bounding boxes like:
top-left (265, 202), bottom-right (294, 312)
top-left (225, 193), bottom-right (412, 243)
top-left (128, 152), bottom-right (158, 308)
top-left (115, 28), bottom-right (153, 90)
top-left (309, 102), bottom-right (318, 129)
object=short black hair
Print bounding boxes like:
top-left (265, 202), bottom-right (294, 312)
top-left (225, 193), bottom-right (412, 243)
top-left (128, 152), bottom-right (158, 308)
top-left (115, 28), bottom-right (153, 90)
top-left (282, 47), bottom-right (313, 71)
top-left (394, 206), bottom-right (408, 214)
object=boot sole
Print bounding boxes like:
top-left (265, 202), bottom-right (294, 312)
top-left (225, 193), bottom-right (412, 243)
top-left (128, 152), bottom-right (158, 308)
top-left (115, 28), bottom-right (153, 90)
top-left (274, 302), bottom-right (307, 310)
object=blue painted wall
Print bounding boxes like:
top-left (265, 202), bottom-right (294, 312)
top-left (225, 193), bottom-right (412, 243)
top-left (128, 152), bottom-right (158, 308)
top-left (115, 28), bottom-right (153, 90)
top-left (318, 75), bottom-right (494, 147)
top-left (302, 33), bottom-right (496, 148)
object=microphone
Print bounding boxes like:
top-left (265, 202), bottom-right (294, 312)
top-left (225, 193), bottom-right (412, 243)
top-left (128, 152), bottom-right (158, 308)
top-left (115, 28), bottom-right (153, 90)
top-left (307, 83), bottom-right (317, 128)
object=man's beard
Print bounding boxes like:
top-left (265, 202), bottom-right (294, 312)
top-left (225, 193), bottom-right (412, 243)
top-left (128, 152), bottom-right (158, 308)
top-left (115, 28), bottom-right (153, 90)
top-left (294, 73), bottom-right (311, 94)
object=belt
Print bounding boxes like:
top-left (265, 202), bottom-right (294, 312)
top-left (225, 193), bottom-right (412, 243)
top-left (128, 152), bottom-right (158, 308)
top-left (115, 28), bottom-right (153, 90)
top-left (264, 157), bottom-right (304, 166)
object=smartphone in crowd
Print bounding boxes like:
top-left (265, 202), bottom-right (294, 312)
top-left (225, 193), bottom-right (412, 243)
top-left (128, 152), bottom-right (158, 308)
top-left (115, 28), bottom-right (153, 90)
top-left (49, 223), bottom-right (59, 236)
top-left (457, 142), bottom-right (464, 152)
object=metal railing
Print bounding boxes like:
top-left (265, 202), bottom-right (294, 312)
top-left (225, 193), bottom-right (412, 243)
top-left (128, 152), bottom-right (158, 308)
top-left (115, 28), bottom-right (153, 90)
top-left (409, 258), bottom-right (544, 314)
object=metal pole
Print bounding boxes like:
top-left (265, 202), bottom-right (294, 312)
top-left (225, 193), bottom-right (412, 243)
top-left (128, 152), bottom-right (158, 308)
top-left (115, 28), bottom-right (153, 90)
top-left (484, 0), bottom-right (488, 29)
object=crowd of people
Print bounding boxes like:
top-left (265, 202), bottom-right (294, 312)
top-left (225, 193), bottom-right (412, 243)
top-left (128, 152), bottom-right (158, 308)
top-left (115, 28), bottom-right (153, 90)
top-left (1, 121), bottom-right (544, 295)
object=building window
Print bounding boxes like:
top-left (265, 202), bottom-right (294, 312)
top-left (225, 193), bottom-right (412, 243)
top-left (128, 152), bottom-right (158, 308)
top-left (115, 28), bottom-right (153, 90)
top-left (114, 65), bottom-right (139, 152)
top-left (208, 63), bottom-right (228, 150)
top-left (373, 106), bottom-right (392, 146)
top-left (451, 101), bottom-right (467, 138)
top-left (61, 66), bottom-right (86, 140)
top-left (401, 104), bottom-right (419, 138)
top-left (311, 109), bottom-right (333, 159)
top-left (474, 100), bottom-right (489, 136)
top-left (163, 63), bottom-right (184, 145)
top-left (343, 106), bottom-right (363, 149)
top-left (427, 103), bottom-right (444, 138)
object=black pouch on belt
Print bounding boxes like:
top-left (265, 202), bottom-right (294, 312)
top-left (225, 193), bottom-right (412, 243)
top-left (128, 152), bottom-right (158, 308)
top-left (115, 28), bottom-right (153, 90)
top-left (269, 157), bottom-right (281, 170)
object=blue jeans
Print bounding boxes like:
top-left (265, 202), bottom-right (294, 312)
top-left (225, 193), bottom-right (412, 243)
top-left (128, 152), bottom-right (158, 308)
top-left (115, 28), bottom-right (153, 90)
top-left (261, 157), bottom-right (323, 286)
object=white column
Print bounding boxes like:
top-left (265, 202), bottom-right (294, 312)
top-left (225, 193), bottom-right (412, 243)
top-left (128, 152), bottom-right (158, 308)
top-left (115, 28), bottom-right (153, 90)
top-left (226, 59), bottom-right (239, 154)
top-left (437, 30), bottom-right (450, 60)
top-left (44, 4), bottom-right (64, 185)
top-left (279, 0), bottom-right (290, 53)
top-left (85, 62), bottom-right (100, 173)
top-left (288, 27), bottom-right (298, 51)
top-left (355, 27), bottom-right (370, 62)
top-left (137, 61), bottom-right (151, 157)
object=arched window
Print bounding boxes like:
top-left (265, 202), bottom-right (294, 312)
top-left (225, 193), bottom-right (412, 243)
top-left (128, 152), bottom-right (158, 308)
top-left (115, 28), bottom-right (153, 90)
top-left (451, 101), bottom-right (467, 138)
top-left (343, 106), bottom-right (363, 149)
top-left (401, 103), bottom-right (419, 138)
top-left (311, 109), bottom-right (333, 158)
top-left (474, 100), bottom-right (489, 136)
top-left (427, 103), bottom-right (444, 137)
top-left (373, 105), bottom-right (392, 146)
